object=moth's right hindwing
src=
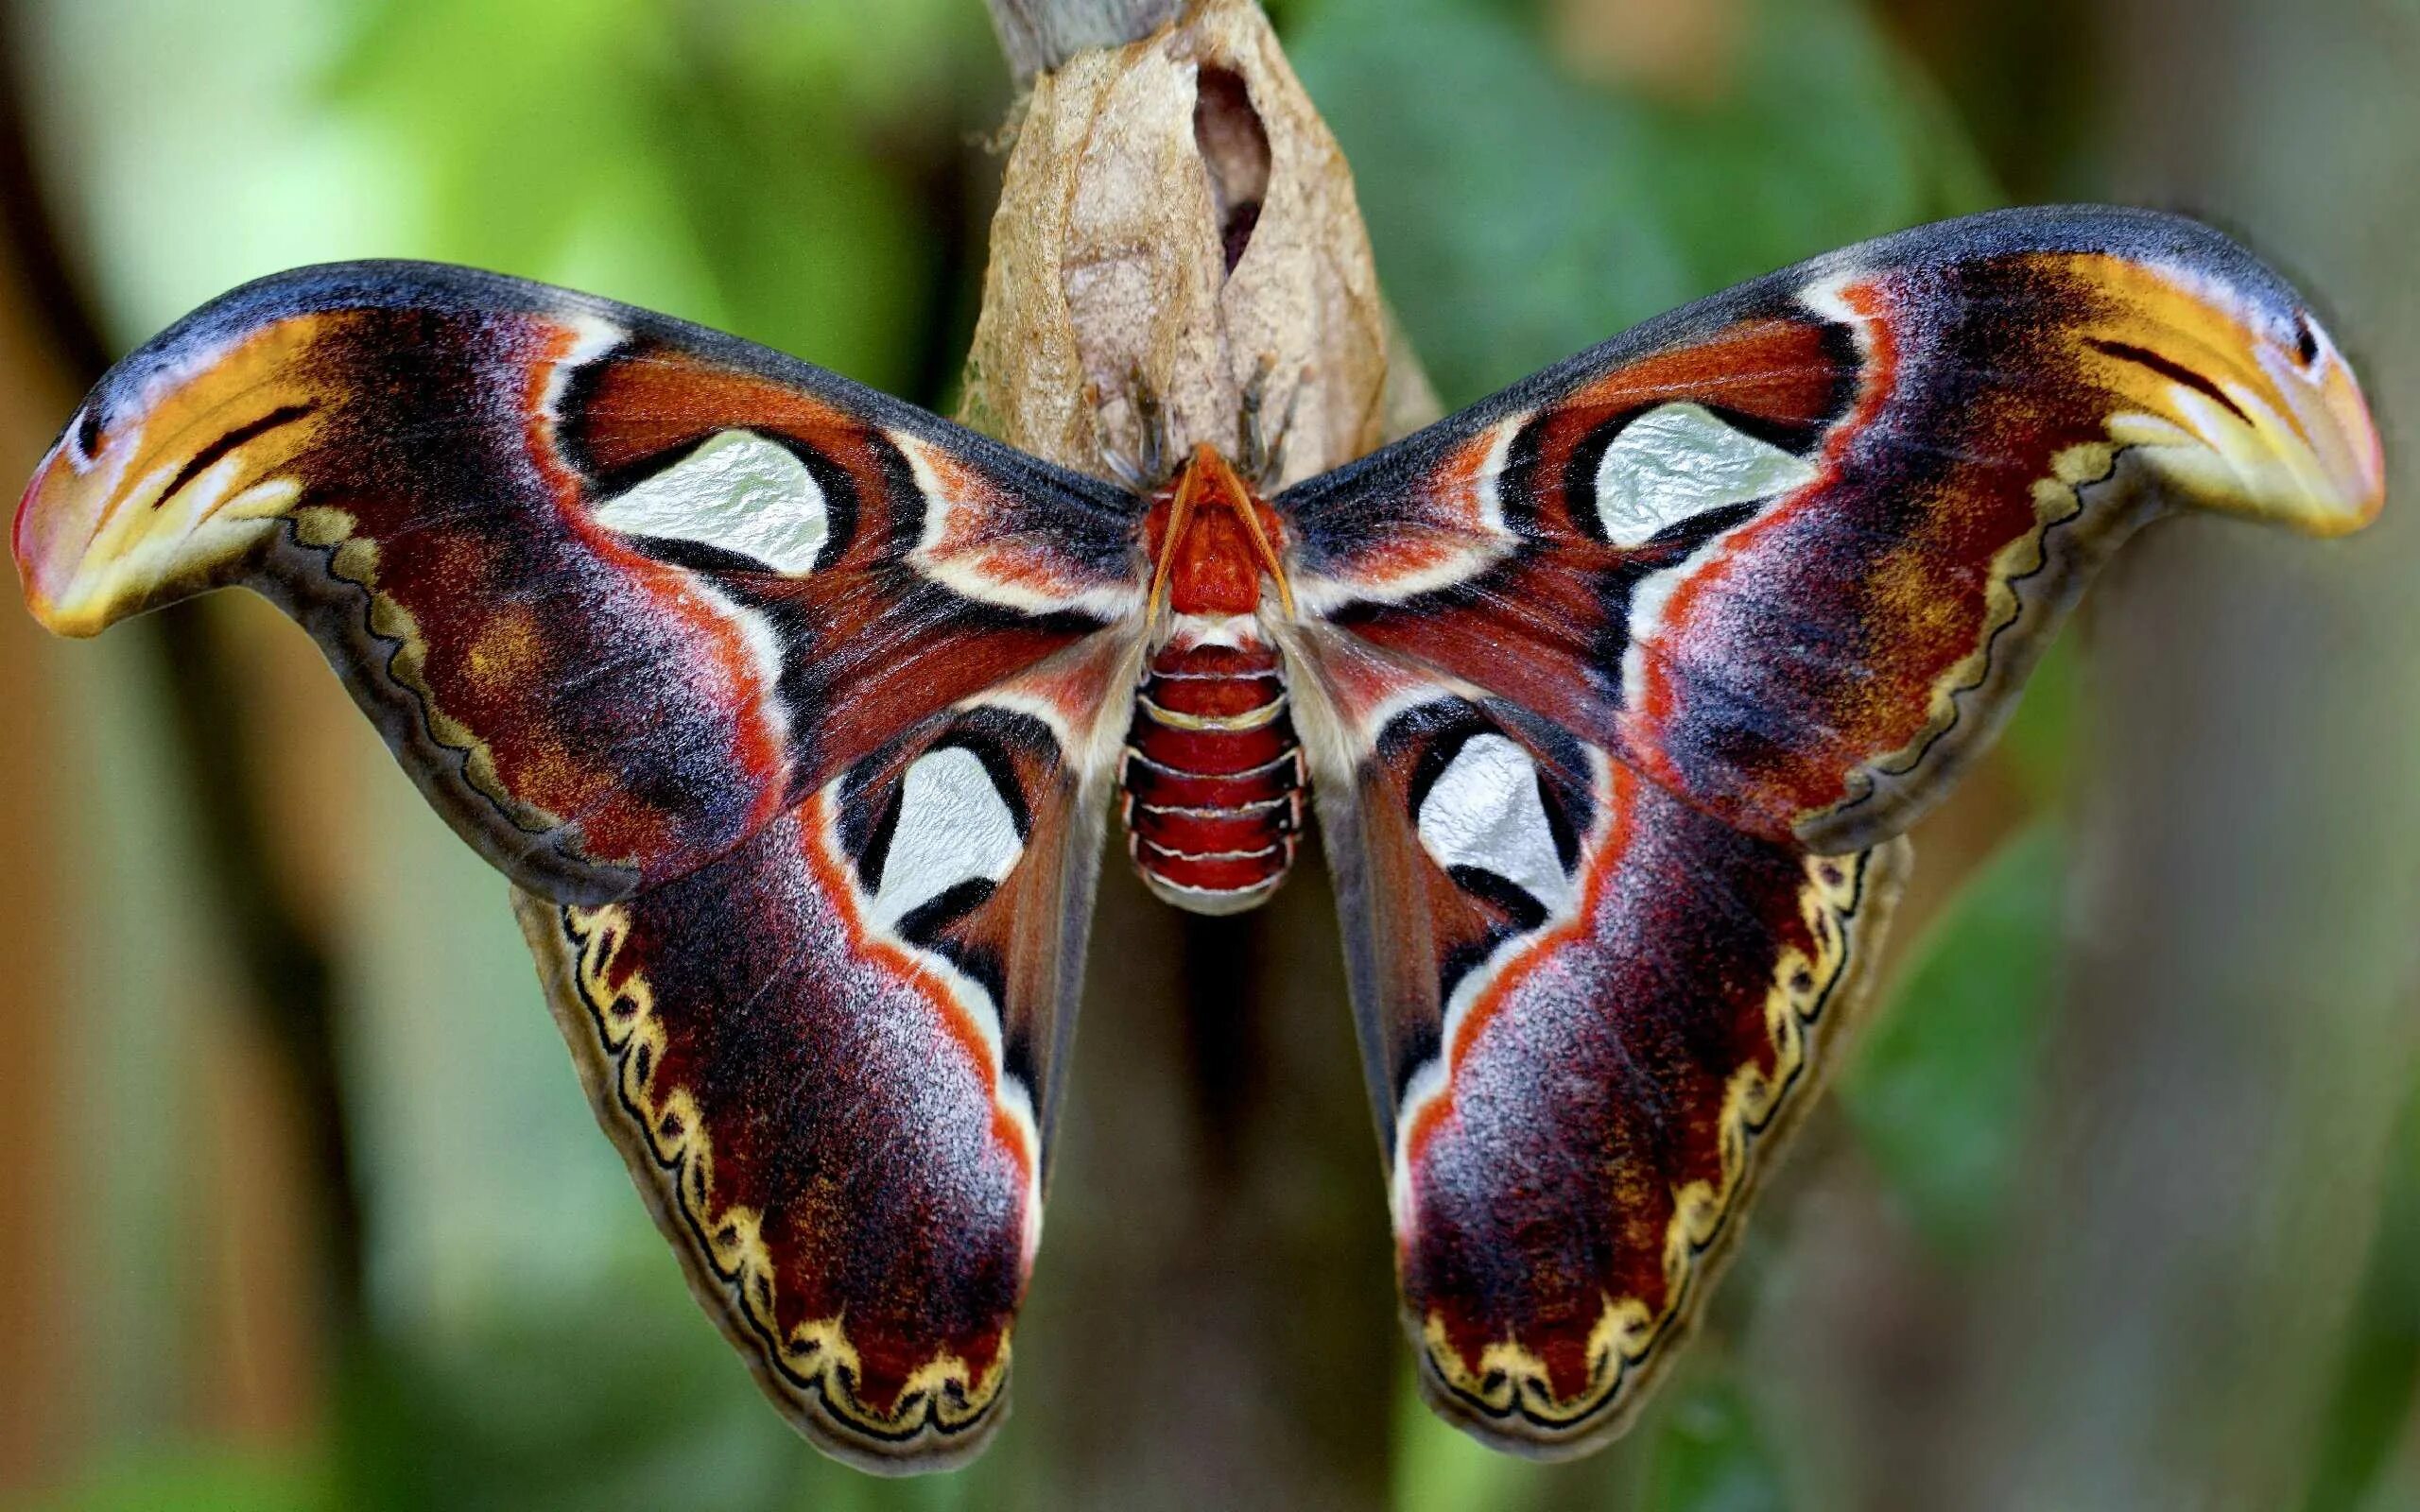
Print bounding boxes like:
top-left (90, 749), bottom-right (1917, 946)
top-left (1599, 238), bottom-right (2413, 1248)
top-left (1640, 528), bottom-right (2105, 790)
top-left (1293, 639), bottom-right (1906, 1456)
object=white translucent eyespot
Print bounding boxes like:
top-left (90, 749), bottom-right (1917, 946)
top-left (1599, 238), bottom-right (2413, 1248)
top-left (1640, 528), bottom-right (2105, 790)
top-left (591, 430), bottom-right (828, 574)
top-left (1593, 402), bottom-right (1817, 547)
top-left (869, 747), bottom-right (1025, 930)
top-left (1414, 733), bottom-right (1571, 915)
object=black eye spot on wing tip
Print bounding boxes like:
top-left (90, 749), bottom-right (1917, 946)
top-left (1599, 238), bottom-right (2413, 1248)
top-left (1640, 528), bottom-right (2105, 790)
top-left (71, 405), bottom-right (104, 462)
top-left (2294, 313), bottom-right (2322, 369)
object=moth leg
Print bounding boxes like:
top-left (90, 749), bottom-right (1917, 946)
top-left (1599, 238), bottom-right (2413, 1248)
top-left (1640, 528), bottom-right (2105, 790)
top-left (1130, 363), bottom-right (1168, 485)
top-left (1086, 378), bottom-right (1148, 490)
top-left (1086, 364), bottom-right (1172, 488)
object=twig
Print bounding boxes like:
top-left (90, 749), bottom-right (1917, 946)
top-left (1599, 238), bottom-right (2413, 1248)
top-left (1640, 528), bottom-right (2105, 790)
top-left (986, 0), bottom-right (1184, 79)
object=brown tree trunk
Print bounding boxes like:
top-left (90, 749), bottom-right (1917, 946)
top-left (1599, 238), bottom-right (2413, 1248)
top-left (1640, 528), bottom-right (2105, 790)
top-left (964, 3), bottom-right (1434, 1504)
top-left (1902, 4), bottom-right (2420, 1508)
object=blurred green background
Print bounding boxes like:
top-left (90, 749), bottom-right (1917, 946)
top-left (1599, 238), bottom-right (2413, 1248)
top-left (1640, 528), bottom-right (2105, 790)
top-left (0, 1), bottom-right (2412, 1509)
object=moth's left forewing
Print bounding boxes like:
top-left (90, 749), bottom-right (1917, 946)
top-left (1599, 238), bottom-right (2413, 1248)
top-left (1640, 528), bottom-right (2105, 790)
top-left (13, 263), bottom-right (1149, 902)
top-left (1287, 635), bottom-right (1907, 1456)
top-left (1281, 207), bottom-right (2383, 856)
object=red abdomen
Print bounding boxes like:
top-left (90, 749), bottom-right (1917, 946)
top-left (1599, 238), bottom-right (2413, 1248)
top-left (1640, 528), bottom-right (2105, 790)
top-left (1118, 635), bottom-right (1304, 914)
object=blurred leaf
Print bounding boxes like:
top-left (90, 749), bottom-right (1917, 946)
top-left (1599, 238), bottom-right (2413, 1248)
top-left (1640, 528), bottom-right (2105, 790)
top-left (329, 1249), bottom-right (804, 1512)
top-left (692, 0), bottom-right (991, 119)
top-left (1995, 630), bottom-right (2083, 804)
top-left (1390, 1362), bottom-right (1540, 1512)
top-left (21, 1446), bottom-right (327, 1512)
top-left (324, 0), bottom-right (932, 387)
top-left (1291, 0), bottom-right (1996, 404)
top-left (1642, 1376), bottom-right (1788, 1512)
top-left (22, 0), bottom-right (419, 338)
top-left (1841, 820), bottom-right (2067, 1261)
top-left (2301, 1076), bottom-right (2420, 1512)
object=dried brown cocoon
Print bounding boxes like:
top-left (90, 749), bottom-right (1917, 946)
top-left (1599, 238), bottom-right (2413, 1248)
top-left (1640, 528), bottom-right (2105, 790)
top-left (960, 0), bottom-right (1437, 482)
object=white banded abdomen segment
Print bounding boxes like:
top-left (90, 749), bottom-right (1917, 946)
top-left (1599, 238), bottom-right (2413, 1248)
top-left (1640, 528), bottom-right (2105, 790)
top-left (1117, 631), bottom-right (1305, 914)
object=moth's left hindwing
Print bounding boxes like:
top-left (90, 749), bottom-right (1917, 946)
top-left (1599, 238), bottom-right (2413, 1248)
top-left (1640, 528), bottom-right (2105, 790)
top-left (1294, 638), bottom-right (1906, 1457)
top-left (13, 263), bottom-right (1146, 1469)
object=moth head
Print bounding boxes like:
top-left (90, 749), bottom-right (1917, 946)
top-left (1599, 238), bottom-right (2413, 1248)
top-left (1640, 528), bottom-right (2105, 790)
top-left (1145, 442), bottom-right (1295, 621)
top-left (2083, 255), bottom-right (2384, 537)
top-left (16, 319), bottom-right (323, 637)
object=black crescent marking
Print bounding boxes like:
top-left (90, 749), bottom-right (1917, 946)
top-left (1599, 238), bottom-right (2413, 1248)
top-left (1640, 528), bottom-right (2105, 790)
top-left (2083, 336), bottom-right (2252, 424)
top-left (153, 404), bottom-right (317, 509)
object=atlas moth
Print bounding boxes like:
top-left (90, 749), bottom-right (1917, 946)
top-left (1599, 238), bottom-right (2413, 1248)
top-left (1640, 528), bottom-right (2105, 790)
top-left (13, 206), bottom-right (2383, 1469)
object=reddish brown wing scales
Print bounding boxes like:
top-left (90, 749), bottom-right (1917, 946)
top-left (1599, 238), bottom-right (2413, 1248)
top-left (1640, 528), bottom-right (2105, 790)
top-left (561, 350), bottom-right (1115, 778)
top-left (1281, 209), bottom-right (2382, 855)
top-left (1609, 272), bottom-right (2095, 844)
top-left (1400, 774), bottom-right (1891, 1427)
top-left (519, 694), bottom-right (1111, 1469)
top-left (1295, 657), bottom-right (1902, 1454)
top-left (529, 818), bottom-right (1024, 1425)
top-left (1288, 311), bottom-right (1863, 816)
top-left (14, 262), bottom-right (1148, 1469)
top-left (14, 266), bottom-right (1141, 902)
top-left (260, 305), bottom-right (802, 901)
top-left (1518, 317), bottom-right (1853, 529)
